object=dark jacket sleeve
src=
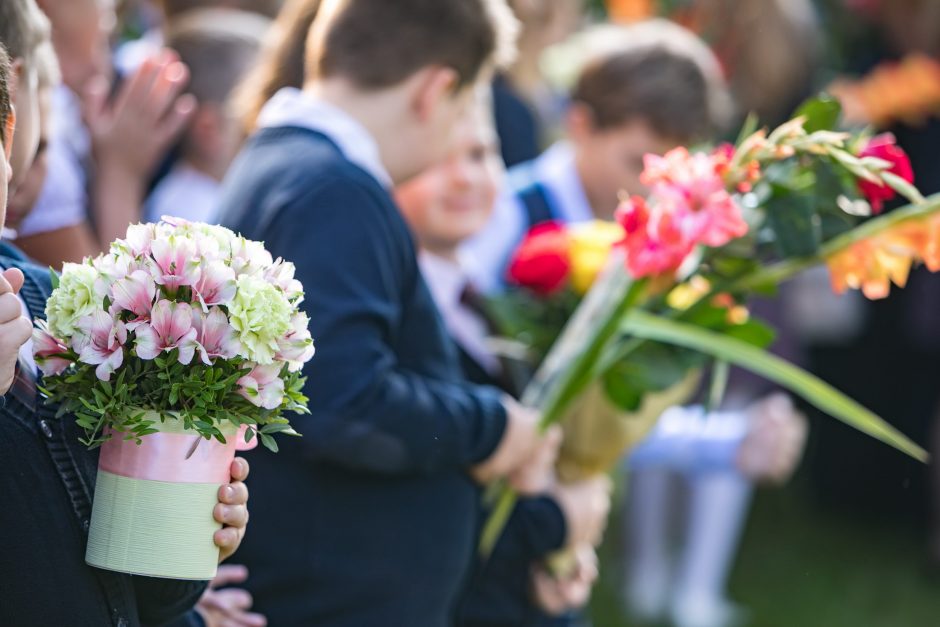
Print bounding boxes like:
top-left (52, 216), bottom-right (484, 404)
top-left (264, 176), bottom-right (506, 475)
top-left (133, 576), bottom-right (206, 626)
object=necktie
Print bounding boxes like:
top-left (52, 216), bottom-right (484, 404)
top-left (9, 352), bottom-right (38, 414)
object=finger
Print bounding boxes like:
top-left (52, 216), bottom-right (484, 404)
top-left (0, 273), bottom-right (13, 296)
top-left (2, 268), bottom-right (24, 294)
top-left (114, 57), bottom-right (161, 115)
top-left (147, 61), bottom-right (190, 121)
top-left (214, 526), bottom-right (240, 552)
top-left (156, 93), bottom-right (197, 148)
top-left (0, 293), bottom-right (24, 323)
top-left (213, 587), bottom-right (254, 610)
top-left (222, 615), bottom-right (267, 627)
top-left (210, 564), bottom-right (250, 588)
top-left (236, 612), bottom-right (268, 627)
top-left (219, 481), bottom-right (249, 505)
top-left (230, 457), bottom-right (250, 481)
top-left (81, 74), bottom-right (112, 129)
top-left (214, 503), bottom-right (249, 529)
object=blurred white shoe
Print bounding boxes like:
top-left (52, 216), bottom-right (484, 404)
top-left (670, 594), bottom-right (748, 627)
top-left (623, 560), bottom-right (672, 624)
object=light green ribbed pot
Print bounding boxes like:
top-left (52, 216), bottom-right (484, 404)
top-left (85, 413), bottom-right (238, 580)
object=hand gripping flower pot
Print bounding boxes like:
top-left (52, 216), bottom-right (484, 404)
top-left (33, 218), bottom-right (315, 581)
top-left (85, 414), bottom-right (257, 580)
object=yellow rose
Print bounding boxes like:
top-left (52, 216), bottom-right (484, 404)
top-left (568, 221), bottom-right (625, 294)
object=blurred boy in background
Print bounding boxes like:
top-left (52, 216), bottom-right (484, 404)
top-left (215, 0), bottom-right (565, 625)
top-left (145, 8), bottom-right (269, 223)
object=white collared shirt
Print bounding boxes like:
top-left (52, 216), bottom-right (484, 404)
top-left (145, 164), bottom-right (221, 224)
top-left (257, 87), bottom-right (392, 188)
top-left (461, 141), bottom-right (594, 293)
top-left (419, 251), bottom-right (501, 375)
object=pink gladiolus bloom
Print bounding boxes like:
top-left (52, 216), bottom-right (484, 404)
top-left (151, 235), bottom-right (200, 290)
top-left (134, 300), bottom-right (198, 364)
top-left (276, 312), bottom-right (315, 372)
top-left (192, 306), bottom-right (242, 365)
top-left (111, 270), bottom-right (156, 319)
top-left (617, 148), bottom-right (748, 278)
top-left (192, 261), bottom-right (237, 310)
top-left (73, 311), bottom-right (127, 381)
top-left (237, 363), bottom-right (285, 410)
top-left (32, 320), bottom-right (72, 376)
top-left (617, 196), bottom-right (695, 277)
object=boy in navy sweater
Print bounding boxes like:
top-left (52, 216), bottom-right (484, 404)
top-left (216, 1), bottom-right (557, 625)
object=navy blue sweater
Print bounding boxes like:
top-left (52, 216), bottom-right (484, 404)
top-left (216, 127), bottom-right (508, 626)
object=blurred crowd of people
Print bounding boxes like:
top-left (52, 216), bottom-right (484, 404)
top-left (2, 0), bottom-right (940, 626)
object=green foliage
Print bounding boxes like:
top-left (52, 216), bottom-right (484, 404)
top-left (41, 352), bottom-right (308, 451)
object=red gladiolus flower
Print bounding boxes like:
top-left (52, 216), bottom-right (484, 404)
top-left (858, 133), bottom-right (914, 214)
top-left (506, 221), bottom-right (572, 295)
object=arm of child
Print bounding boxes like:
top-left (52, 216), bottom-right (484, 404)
top-left (265, 178), bottom-right (533, 476)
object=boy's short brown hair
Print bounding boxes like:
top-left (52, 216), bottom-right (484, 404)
top-left (167, 9), bottom-right (269, 106)
top-left (160, 0), bottom-right (283, 19)
top-left (0, 0), bottom-right (50, 66)
top-left (0, 44), bottom-right (11, 148)
top-left (571, 21), bottom-right (731, 143)
top-left (306, 0), bottom-right (518, 90)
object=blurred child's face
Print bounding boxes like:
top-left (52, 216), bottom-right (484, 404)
top-left (10, 63), bottom-right (40, 191)
top-left (40, 0), bottom-right (115, 93)
top-left (569, 108), bottom-right (678, 220)
top-left (7, 86), bottom-right (51, 230)
top-left (396, 103), bottom-right (503, 253)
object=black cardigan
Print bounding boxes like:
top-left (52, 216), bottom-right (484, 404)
top-left (0, 244), bottom-right (206, 627)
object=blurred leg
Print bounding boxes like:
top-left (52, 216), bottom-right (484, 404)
top-left (670, 471), bottom-right (752, 627)
top-left (623, 467), bottom-right (677, 622)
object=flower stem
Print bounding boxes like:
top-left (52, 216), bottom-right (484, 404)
top-left (731, 192), bottom-right (940, 292)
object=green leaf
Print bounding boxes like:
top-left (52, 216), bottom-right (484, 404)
top-left (734, 112), bottom-right (760, 149)
top-left (621, 311), bottom-right (928, 462)
top-left (765, 190), bottom-right (822, 258)
top-left (259, 432), bottom-right (279, 453)
top-left (795, 95), bottom-right (842, 133)
top-left (49, 267), bottom-right (60, 290)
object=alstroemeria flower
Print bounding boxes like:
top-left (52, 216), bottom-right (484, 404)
top-left (617, 195), bottom-right (695, 278)
top-left (73, 311), bottom-right (127, 381)
top-left (237, 363), bottom-right (285, 410)
top-left (32, 320), bottom-right (72, 377)
top-left (111, 270), bottom-right (156, 320)
top-left (230, 236), bottom-right (274, 277)
top-left (134, 300), bottom-right (198, 364)
top-left (265, 258), bottom-right (304, 301)
top-left (192, 306), bottom-right (242, 365)
top-left (150, 234), bottom-right (201, 290)
top-left (192, 260), bottom-right (237, 310)
top-left (115, 223), bottom-right (155, 258)
top-left (276, 312), bottom-right (315, 372)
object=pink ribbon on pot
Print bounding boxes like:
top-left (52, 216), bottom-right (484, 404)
top-left (98, 424), bottom-right (258, 484)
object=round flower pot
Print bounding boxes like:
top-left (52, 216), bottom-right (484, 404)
top-left (85, 412), bottom-right (256, 580)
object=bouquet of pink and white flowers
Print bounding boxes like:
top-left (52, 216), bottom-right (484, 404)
top-left (33, 217), bottom-right (315, 452)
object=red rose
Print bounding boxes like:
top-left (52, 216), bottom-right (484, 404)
top-left (858, 133), bottom-right (914, 214)
top-left (506, 221), bottom-right (572, 296)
